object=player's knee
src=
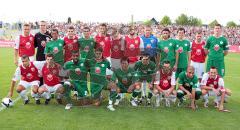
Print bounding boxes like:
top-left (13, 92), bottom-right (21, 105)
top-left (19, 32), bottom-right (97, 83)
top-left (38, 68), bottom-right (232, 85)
top-left (16, 85), bottom-right (25, 93)
top-left (32, 86), bottom-right (39, 93)
top-left (57, 86), bottom-right (65, 94)
top-left (177, 90), bottom-right (184, 99)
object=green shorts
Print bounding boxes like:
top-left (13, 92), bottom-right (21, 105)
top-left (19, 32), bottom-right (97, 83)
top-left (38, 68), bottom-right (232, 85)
top-left (90, 83), bottom-right (103, 99)
top-left (118, 83), bottom-right (130, 93)
top-left (206, 59), bottom-right (225, 77)
top-left (71, 81), bottom-right (88, 98)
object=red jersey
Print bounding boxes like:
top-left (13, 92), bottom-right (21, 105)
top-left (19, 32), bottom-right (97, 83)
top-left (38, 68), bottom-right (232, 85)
top-left (19, 34), bottom-right (35, 57)
top-left (42, 63), bottom-right (61, 86)
top-left (64, 36), bottom-right (79, 62)
top-left (191, 40), bottom-right (206, 63)
top-left (20, 62), bottom-right (39, 82)
top-left (206, 74), bottom-right (222, 89)
top-left (157, 70), bottom-right (173, 90)
top-left (95, 34), bottom-right (111, 58)
top-left (124, 36), bottom-right (141, 63)
top-left (111, 37), bottom-right (123, 59)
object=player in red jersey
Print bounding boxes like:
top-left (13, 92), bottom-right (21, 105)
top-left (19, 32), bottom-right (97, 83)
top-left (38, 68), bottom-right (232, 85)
top-left (38, 53), bottom-right (64, 105)
top-left (14, 23), bottom-right (35, 65)
top-left (190, 31), bottom-right (206, 81)
top-left (64, 26), bottom-right (79, 62)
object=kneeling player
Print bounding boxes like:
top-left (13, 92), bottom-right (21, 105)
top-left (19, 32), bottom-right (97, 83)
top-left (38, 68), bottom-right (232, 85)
top-left (38, 53), bottom-right (64, 105)
top-left (153, 60), bottom-right (176, 107)
top-left (177, 66), bottom-right (202, 110)
top-left (200, 67), bottom-right (231, 112)
top-left (8, 55), bottom-right (45, 104)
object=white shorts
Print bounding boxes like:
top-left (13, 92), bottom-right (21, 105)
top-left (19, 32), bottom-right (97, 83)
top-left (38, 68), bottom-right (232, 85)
top-left (190, 61), bottom-right (205, 78)
top-left (41, 84), bottom-right (62, 93)
top-left (111, 58), bottom-right (121, 70)
top-left (18, 56), bottom-right (35, 65)
top-left (18, 80), bottom-right (40, 89)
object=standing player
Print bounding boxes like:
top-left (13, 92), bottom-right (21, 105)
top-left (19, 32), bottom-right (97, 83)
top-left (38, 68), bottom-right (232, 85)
top-left (14, 23), bottom-right (35, 65)
top-left (110, 28), bottom-right (124, 70)
top-left (95, 23), bottom-right (111, 63)
top-left (190, 31), bottom-right (206, 81)
top-left (123, 26), bottom-right (143, 68)
top-left (176, 66), bottom-right (202, 110)
top-left (64, 26), bottom-right (79, 62)
top-left (45, 29), bottom-right (64, 66)
top-left (141, 25), bottom-right (158, 62)
top-left (38, 53), bottom-right (64, 105)
top-left (175, 28), bottom-right (191, 78)
top-left (200, 67), bottom-right (231, 112)
top-left (63, 51), bottom-right (88, 110)
top-left (153, 60), bottom-right (176, 107)
top-left (134, 54), bottom-right (156, 105)
top-left (78, 26), bottom-right (96, 61)
top-left (8, 55), bottom-right (45, 104)
top-left (156, 28), bottom-right (178, 70)
top-left (205, 24), bottom-right (229, 77)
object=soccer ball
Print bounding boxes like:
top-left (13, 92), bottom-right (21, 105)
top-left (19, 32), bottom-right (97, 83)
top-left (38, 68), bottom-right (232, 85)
top-left (1, 98), bottom-right (13, 108)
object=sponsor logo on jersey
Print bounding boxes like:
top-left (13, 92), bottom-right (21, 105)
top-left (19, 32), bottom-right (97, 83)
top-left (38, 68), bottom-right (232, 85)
top-left (75, 68), bottom-right (81, 75)
top-left (41, 41), bottom-right (46, 47)
top-left (25, 42), bottom-right (31, 49)
top-left (26, 73), bottom-right (33, 79)
top-left (113, 45), bottom-right (119, 52)
top-left (146, 44), bottom-right (152, 49)
top-left (95, 67), bottom-right (101, 74)
top-left (164, 47), bottom-right (169, 53)
top-left (47, 74), bottom-right (53, 81)
top-left (214, 44), bottom-right (220, 51)
top-left (162, 80), bottom-right (169, 87)
top-left (84, 46), bottom-right (90, 52)
top-left (196, 49), bottom-right (201, 55)
top-left (129, 44), bottom-right (135, 51)
top-left (178, 47), bottom-right (183, 53)
top-left (53, 47), bottom-right (59, 54)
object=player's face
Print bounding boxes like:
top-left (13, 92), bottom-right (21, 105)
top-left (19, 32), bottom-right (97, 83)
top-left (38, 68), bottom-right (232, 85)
top-left (67, 29), bottom-right (75, 38)
top-left (95, 51), bottom-right (102, 59)
top-left (21, 58), bottom-right (30, 67)
top-left (23, 26), bottom-right (30, 36)
top-left (145, 27), bottom-right (152, 37)
top-left (162, 31), bottom-right (170, 40)
top-left (209, 69), bottom-right (218, 78)
top-left (83, 29), bottom-right (90, 38)
top-left (46, 57), bottom-right (54, 65)
top-left (129, 28), bottom-right (135, 35)
top-left (178, 30), bottom-right (185, 39)
top-left (195, 33), bottom-right (202, 42)
top-left (51, 31), bottom-right (58, 40)
top-left (142, 56), bottom-right (149, 65)
top-left (121, 61), bottom-right (129, 70)
top-left (214, 26), bottom-right (221, 35)
top-left (112, 29), bottom-right (118, 36)
top-left (72, 53), bottom-right (79, 62)
top-left (99, 26), bottom-right (106, 34)
top-left (39, 22), bottom-right (47, 32)
top-left (186, 69), bottom-right (194, 78)
top-left (162, 63), bottom-right (171, 73)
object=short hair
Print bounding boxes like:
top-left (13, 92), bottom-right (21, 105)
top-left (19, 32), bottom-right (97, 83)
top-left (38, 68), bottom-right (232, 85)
top-left (141, 53), bottom-right (150, 58)
top-left (162, 28), bottom-right (170, 33)
top-left (71, 50), bottom-right (79, 55)
top-left (21, 55), bottom-right (29, 60)
top-left (100, 23), bottom-right (107, 27)
top-left (145, 25), bottom-right (151, 29)
top-left (210, 66), bottom-right (217, 70)
top-left (83, 26), bottom-right (90, 31)
top-left (95, 47), bottom-right (103, 52)
top-left (177, 27), bottom-right (185, 33)
top-left (40, 20), bottom-right (46, 23)
top-left (68, 26), bottom-right (75, 30)
top-left (163, 60), bottom-right (170, 65)
top-left (23, 23), bottom-right (30, 27)
top-left (215, 23), bottom-right (222, 28)
top-left (120, 57), bottom-right (129, 63)
top-left (51, 28), bottom-right (58, 34)
top-left (46, 53), bottom-right (54, 58)
top-left (196, 30), bottom-right (202, 34)
top-left (187, 66), bottom-right (195, 72)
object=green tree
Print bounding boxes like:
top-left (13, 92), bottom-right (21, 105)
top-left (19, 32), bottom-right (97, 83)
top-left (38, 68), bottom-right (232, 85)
top-left (226, 21), bottom-right (237, 28)
top-left (175, 14), bottom-right (189, 25)
top-left (160, 16), bottom-right (172, 26)
top-left (209, 20), bottom-right (219, 28)
top-left (188, 16), bottom-right (202, 26)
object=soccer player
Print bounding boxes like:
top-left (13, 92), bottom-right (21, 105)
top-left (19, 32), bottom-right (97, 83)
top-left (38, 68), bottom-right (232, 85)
top-left (176, 66), bottom-right (202, 110)
top-left (44, 29), bottom-right (64, 66)
top-left (190, 31), bottom-right (206, 81)
top-left (85, 48), bottom-right (111, 106)
top-left (63, 51), bottom-right (88, 110)
top-left (14, 23), bottom-right (35, 65)
top-left (123, 26), bottom-right (143, 68)
top-left (200, 67), bottom-right (231, 112)
top-left (94, 23), bottom-right (111, 63)
top-left (110, 27), bottom-right (124, 70)
top-left (156, 28), bottom-right (178, 70)
top-left (38, 53), bottom-right (64, 105)
top-left (153, 60), bottom-right (176, 107)
top-left (78, 26), bottom-right (96, 61)
top-left (205, 24), bottom-right (229, 77)
top-left (134, 53), bottom-right (156, 105)
top-left (141, 25), bottom-right (158, 63)
top-left (64, 26), bottom-right (79, 62)
top-left (107, 57), bottom-right (140, 111)
top-left (8, 55), bottom-right (45, 104)
top-left (175, 28), bottom-right (191, 78)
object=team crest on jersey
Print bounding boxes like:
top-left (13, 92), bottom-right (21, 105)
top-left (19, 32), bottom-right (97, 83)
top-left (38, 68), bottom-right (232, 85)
top-left (95, 67), bottom-right (101, 74)
top-left (196, 49), bottom-right (201, 55)
top-left (169, 43), bottom-right (172, 46)
top-left (47, 74), bottom-right (53, 81)
top-left (164, 47), bottom-right (169, 53)
top-left (80, 63), bottom-right (84, 67)
top-left (52, 69), bottom-right (57, 75)
top-left (214, 44), bottom-right (220, 51)
top-left (91, 42), bottom-right (93, 45)
top-left (185, 83), bottom-right (190, 87)
top-left (190, 82), bottom-right (193, 85)
top-left (26, 73), bottom-right (33, 79)
top-left (59, 43), bottom-right (62, 46)
top-left (31, 67), bottom-right (35, 72)
top-left (122, 78), bottom-right (128, 84)
top-left (162, 80), bottom-right (169, 87)
top-left (127, 73), bottom-right (132, 77)
top-left (68, 44), bottom-right (73, 50)
top-left (176, 45), bottom-right (179, 47)
top-left (75, 68), bottom-right (81, 75)
top-left (146, 44), bottom-right (152, 49)
top-left (135, 40), bottom-right (138, 44)
top-left (25, 42), bottom-right (31, 49)
top-left (53, 47), bottom-right (59, 54)
top-left (185, 44), bottom-right (188, 46)
top-left (84, 46), bottom-right (90, 52)
top-left (220, 41), bottom-right (223, 45)
top-left (151, 39), bottom-right (155, 43)
top-left (129, 44), bottom-right (135, 51)
top-left (178, 47), bottom-right (183, 53)
top-left (41, 41), bottom-right (46, 47)
top-left (101, 64), bottom-right (105, 67)
top-left (113, 45), bottom-right (119, 52)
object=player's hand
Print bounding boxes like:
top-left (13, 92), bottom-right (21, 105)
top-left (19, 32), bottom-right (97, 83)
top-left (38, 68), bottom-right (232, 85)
top-left (7, 91), bottom-right (13, 98)
top-left (213, 89), bottom-right (220, 96)
top-left (191, 102), bottom-right (196, 110)
top-left (187, 92), bottom-right (192, 98)
top-left (165, 92), bottom-right (170, 97)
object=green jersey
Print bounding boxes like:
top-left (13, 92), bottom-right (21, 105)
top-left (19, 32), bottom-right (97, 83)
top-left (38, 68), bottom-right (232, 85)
top-left (205, 36), bottom-right (228, 60)
top-left (78, 37), bottom-right (96, 60)
top-left (175, 39), bottom-right (190, 68)
top-left (63, 59), bottom-right (88, 81)
top-left (178, 71), bottom-right (198, 89)
top-left (45, 39), bottom-right (64, 66)
top-left (134, 61), bottom-right (156, 82)
top-left (111, 67), bottom-right (135, 87)
top-left (157, 38), bottom-right (176, 67)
